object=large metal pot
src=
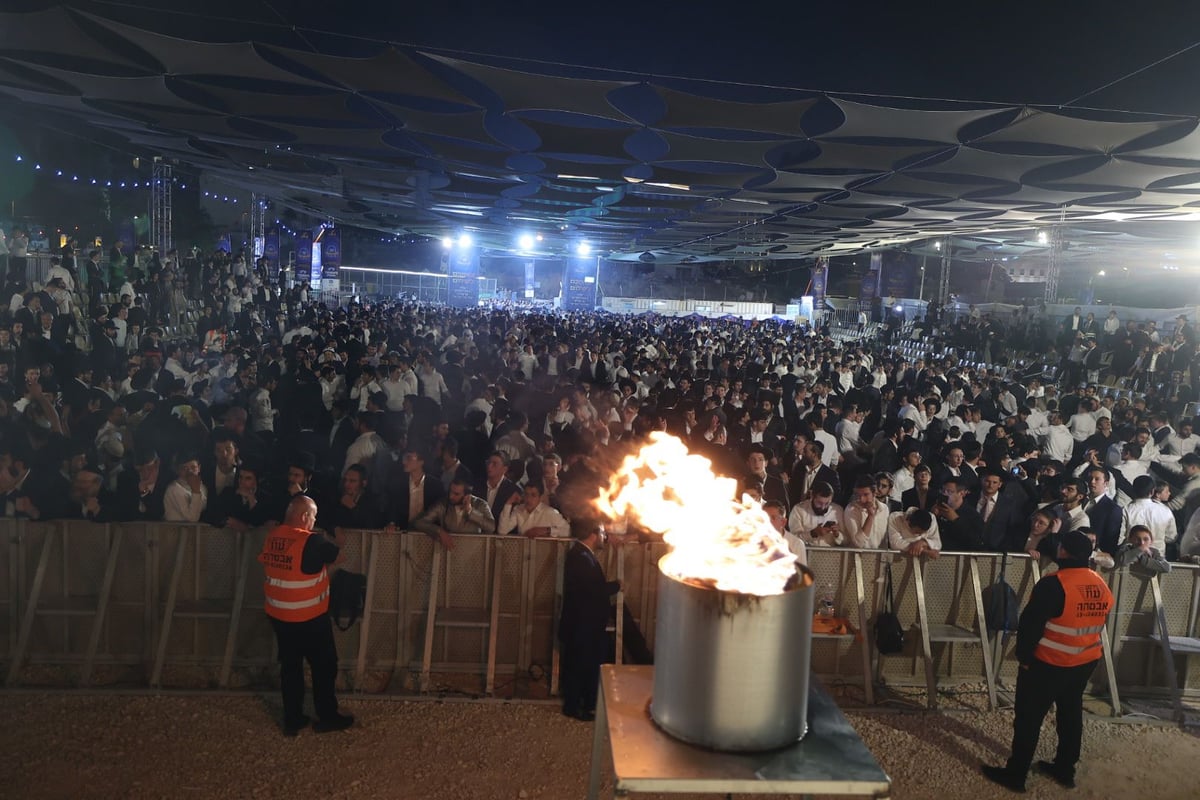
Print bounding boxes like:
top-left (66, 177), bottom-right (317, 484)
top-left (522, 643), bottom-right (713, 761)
top-left (650, 560), bottom-right (814, 751)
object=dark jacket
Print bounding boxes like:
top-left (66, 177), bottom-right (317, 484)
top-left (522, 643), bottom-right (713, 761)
top-left (558, 541), bottom-right (619, 646)
top-left (385, 475), bottom-right (445, 528)
top-left (479, 477), bottom-right (517, 529)
top-left (937, 504), bottom-right (986, 551)
top-left (787, 462), bottom-right (840, 506)
top-left (971, 492), bottom-right (1026, 552)
top-left (1084, 494), bottom-right (1123, 555)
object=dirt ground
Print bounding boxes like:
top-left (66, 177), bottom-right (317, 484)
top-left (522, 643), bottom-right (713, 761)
top-left (0, 691), bottom-right (1196, 800)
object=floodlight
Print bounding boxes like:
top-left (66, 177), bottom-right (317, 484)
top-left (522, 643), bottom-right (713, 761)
top-left (577, 241), bottom-right (591, 256)
top-left (441, 237), bottom-right (454, 249)
top-left (458, 233), bottom-right (473, 248)
top-left (518, 233), bottom-right (535, 251)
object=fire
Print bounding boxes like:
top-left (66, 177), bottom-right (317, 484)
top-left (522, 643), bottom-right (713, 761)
top-left (595, 432), bottom-right (799, 596)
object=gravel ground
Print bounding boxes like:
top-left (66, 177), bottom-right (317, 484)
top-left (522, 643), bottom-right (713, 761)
top-left (0, 691), bottom-right (1196, 800)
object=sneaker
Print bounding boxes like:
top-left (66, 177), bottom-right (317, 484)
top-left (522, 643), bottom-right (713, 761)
top-left (1035, 760), bottom-right (1076, 789)
top-left (313, 712), bottom-right (354, 733)
top-left (282, 714), bottom-right (310, 737)
top-left (981, 764), bottom-right (1026, 793)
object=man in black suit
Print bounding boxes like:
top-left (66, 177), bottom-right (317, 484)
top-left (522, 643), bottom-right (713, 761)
top-left (787, 440), bottom-right (839, 505)
top-left (558, 518), bottom-right (620, 721)
top-left (901, 463), bottom-right (938, 512)
top-left (482, 451), bottom-right (520, 532)
top-left (971, 469), bottom-right (1025, 552)
top-left (327, 400), bottom-right (357, 478)
top-left (1082, 466), bottom-right (1122, 555)
top-left (382, 448), bottom-right (444, 528)
top-left (743, 443), bottom-right (789, 508)
top-left (92, 319), bottom-right (121, 377)
top-left (933, 443), bottom-right (979, 496)
top-left (933, 476), bottom-right (986, 551)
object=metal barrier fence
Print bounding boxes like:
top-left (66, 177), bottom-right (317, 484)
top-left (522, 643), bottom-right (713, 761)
top-left (2, 520), bottom-right (1198, 708)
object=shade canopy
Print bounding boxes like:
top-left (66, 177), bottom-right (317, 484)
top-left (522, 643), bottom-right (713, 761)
top-left (4, 5), bottom-right (1200, 263)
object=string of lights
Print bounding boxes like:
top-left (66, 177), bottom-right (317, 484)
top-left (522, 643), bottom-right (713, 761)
top-left (10, 153), bottom-right (189, 190)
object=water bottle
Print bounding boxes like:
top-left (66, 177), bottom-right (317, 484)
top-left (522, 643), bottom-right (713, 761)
top-left (818, 581), bottom-right (836, 618)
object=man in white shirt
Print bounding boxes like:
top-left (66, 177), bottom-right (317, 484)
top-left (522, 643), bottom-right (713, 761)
top-left (1165, 419), bottom-right (1200, 457)
top-left (890, 448), bottom-right (921, 503)
top-left (343, 412), bottom-right (385, 476)
top-left (498, 481), bottom-right (569, 538)
top-left (887, 508), bottom-right (941, 556)
top-left (1121, 475), bottom-right (1177, 552)
top-left (787, 481), bottom-right (844, 546)
top-left (843, 476), bottom-right (890, 549)
top-left (835, 406), bottom-right (865, 464)
top-left (1034, 411), bottom-right (1074, 463)
top-left (1067, 398), bottom-right (1097, 443)
top-left (379, 363), bottom-right (413, 411)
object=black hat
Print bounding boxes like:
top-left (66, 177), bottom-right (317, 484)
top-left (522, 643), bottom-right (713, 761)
top-left (289, 450), bottom-right (316, 473)
top-left (1060, 529), bottom-right (1093, 561)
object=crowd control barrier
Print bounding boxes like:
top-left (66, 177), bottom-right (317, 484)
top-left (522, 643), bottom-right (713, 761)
top-left (3, 520), bottom-right (1199, 713)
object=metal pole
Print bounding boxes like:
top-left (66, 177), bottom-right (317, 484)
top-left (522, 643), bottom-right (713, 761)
top-left (938, 237), bottom-right (952, 307)
top-left (919, 254), bottom-right (927, 301)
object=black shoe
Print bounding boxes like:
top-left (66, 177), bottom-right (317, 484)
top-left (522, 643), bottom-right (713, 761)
top-left (562, 708), bottom-right (595, 722)
top-left (282, 714), bottom-right (310, 737)
top-left (981, 765), bottom-right (1026, 793)
top-left (313, 712), bottom-right (354, 733)
top-left (1035, 760), bottom-right (1076, 789)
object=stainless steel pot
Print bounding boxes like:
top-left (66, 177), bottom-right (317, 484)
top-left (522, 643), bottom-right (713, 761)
top-left (650, 560), bottom-right (814, 751)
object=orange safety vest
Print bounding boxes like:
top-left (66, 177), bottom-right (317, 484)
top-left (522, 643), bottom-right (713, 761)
top-left (1033, 567), bottom-right (1113, 667)
top-left (258, 525), bottom-right (329, 622)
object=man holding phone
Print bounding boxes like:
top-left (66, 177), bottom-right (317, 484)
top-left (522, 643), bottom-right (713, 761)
top-left (787, 480), bottom-right (843, 546)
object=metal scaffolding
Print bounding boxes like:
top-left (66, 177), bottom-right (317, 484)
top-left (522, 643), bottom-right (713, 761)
top-left (937, 237), bottom-right (952, 305)
top-left (1043, 210), bottom-right (1066, 304)
top-left (149, 158), bottom-right (172, 254)
top-left (250, 193), bottom-right (267, 256)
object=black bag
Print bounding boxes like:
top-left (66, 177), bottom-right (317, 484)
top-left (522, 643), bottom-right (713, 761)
top-left (982, 552), bottom-right (1019, 633)
top-left (328, 569), bottom-right (367, 632)
top-left (874, 562), bottom-right (905, 654)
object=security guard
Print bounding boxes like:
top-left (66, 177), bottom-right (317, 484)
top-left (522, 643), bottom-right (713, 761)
top-left (259, 495), bottom-right (353, 736)
top-left (983, 529), bottom-right (1113, 792)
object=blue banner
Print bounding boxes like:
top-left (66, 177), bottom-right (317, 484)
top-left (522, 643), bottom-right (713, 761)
top-left (448, 247), bottom-right (480, 307)
top-left (296, 230), bottom-right (313, 286)
top-left (883, 253), bottom-right (914, 299)
top-left (216, 233), bottom-right (231, 254)
top-left (264, 227), bottom-right (280, 280)
top-left (811, 256), bottom-right (828, 310)
top-left (562, 256), bottom-right (599, 311)
top-left (322, 227), bottom-right (341, 281)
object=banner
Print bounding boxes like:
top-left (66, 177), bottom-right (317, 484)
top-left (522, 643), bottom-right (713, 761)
top-left (811, 256), bottom-right (828, 311)
top-left (562, 256), bottom-right (599, 311)
top-left (295, 230), bottom-right (313, 286)
top-left (322, 227), bottom-right (341, 282)
top-left (215, 234), bottom-right (231, 254)
top-left (524, 260), bottom-right (536, 297)
top-left (448, 247), bottom-right (480, 307)
top-left (264, 227), bottom-right (280, 280)
top-left (883, 253), bottom-right (914, 299)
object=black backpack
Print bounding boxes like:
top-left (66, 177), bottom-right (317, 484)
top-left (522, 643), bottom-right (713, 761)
top-left (328, 569), bottom-right (368, 632)
top-left (874, 561), bottom-right (905, 654)
top-left (982, 552), bottom-right (1020, 634)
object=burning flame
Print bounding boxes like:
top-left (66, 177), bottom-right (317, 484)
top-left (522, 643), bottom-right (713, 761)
top-left (595, 432), bottom-right (798, 596)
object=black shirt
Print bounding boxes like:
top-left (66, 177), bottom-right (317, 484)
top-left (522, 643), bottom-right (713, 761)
top-left (300, 531), bottom-right (339, 575)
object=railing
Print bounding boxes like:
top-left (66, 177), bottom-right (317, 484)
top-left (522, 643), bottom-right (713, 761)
top-left (2, 520), bottom-right (1198, 707)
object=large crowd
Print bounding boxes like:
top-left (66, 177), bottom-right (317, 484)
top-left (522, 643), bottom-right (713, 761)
top-left (0, 236), bottom-right (1196, 577)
